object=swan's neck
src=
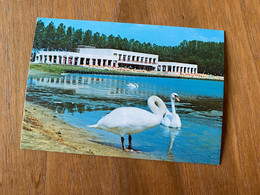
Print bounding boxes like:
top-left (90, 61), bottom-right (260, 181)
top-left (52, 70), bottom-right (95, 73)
top-left (171, 98), bottom-right (176, 114)
top-left (148, 96), bottom-right (167, 116)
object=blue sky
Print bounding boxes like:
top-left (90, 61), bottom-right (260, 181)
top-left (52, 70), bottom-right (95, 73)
top-left (38, 17), bottom-right (224, 47)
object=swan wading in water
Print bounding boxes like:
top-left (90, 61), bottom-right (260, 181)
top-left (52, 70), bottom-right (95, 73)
top-left (161, 93), bottom-right (182, 128)
top-left (126, 82), bottom-right (138, 89)
top-left (89, 96), bottom-right (167, 151)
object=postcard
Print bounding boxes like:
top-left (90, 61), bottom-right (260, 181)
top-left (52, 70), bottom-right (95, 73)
top-left (21, 18), bottom-right (224, 165)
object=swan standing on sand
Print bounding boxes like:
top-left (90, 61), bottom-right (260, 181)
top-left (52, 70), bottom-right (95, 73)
top-left (89, 96), bottom-right (167, 151)
top-left (161, 93), bottom-right (182, 128)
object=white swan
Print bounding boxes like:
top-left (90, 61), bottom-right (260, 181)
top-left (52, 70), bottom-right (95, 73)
top-left (161, 93), bottom-right (181, 128)
top-left (89, 96), bottom-right (167, 151)
top-left (126, 82), bottom-right (138, 89)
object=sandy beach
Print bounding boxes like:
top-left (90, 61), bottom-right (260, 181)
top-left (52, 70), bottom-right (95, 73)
top-left (21, 101), bottom-right (155, 160)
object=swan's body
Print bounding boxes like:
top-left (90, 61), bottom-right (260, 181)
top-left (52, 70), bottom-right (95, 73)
top-left (90, 107), bottom-right (163, 136)
top-left (89, 95), bottom-right (167, 151)
top-left (126, 82), bottom-right (138, 89)
top-left (161, 93), bottom-right (182, 128)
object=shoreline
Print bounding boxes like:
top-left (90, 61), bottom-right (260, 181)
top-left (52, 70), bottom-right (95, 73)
top-left (29, 63), bottom-right (224, 81)
top-left (21, 101), bottom-right (155, 160)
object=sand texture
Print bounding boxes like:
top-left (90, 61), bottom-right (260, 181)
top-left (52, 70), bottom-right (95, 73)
top-left (21, 102), bottom-right (155, 160)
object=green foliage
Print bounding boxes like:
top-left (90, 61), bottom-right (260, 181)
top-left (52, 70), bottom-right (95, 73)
top-left (43, 22), bottom-right (56, 51)
top-left (83, 30), bottom-right (92, 45)
top-left (30, 63), bottom-right (94, 74)
top-left (65, 27), bottom-right (74, 51)
top-left (33, 20), bottom-right (45, 51)
top-left (32, 20), bottom-right (224, 75)
top-left (72, 29), bottom-right (83, 49)
top-left (55, 23), bottom-right (66, 51)
top-left (92, 32), bottom-right (100, 47)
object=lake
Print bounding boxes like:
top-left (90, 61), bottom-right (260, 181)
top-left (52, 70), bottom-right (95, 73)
top-left (26, 73), bottom-right (224, 164)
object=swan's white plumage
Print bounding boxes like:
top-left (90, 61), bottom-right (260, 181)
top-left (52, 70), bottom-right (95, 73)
top-left (161, 93), bottom-right (182, 128)
top-left (89, 96), bottom-right (167, 137)
top-left (126, 83), bottom-right (138, 89)
top-left (92, 107), bottom-right (162, 136)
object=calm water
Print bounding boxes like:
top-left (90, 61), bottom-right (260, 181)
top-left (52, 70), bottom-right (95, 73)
top-left (26, 73), bottom-right (224, 164)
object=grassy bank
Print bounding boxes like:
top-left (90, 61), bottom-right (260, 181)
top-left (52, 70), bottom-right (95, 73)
top-left (29, 63), bottom-right (224, 81)
top-left (29, 63), bottom-right (161, 76)
top-left (30, 63), bottom-right (151, 75)
top-left (29, 63), bottom-right (174, 77)
top-left (30, 63), bottom-right (97, 74)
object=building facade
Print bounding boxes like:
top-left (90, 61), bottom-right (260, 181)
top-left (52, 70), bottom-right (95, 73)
top-left (33, 47), bottom-right (198, 74)
top-left (157, 62), bottom-right (198, 74)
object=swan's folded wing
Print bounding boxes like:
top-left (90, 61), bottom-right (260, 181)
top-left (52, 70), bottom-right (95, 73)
top-left (97, 107), bottom-right (161, 134)
top-left (161, 116), bottom-right (171, 127)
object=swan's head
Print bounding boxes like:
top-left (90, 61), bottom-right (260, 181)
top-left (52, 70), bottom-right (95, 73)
top-left (171, 93), bottom-right (180, 102)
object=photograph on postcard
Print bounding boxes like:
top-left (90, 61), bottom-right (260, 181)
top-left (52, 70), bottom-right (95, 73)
top-left (21, 18), bottom-right (224, 165)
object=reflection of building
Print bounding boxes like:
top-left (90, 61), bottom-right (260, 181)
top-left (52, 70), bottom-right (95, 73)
top-left (33, 46), bottom-right (198, 74)
top-left (28, 75), bottom-right (158, 98)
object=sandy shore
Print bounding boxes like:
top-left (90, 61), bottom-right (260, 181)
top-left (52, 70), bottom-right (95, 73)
top-left (21, 101), bottom-right (155, 160)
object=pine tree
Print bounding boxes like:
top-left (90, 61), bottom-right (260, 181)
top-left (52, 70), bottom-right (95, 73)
top-left (65, 27), bottom-right (74, 51)
top-left (43, 22), bottom-right (56, 51)
top-left (82, 30), bottom-right (92, 46)
top-left (56, 23), bottom-right (66, 51)
top-left (72, 29), bottom-right (83, 48)
top-left (33, 20), bottom-right (45, 51)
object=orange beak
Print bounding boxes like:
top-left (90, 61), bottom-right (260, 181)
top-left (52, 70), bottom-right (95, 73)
top-left (175, 96), bottom-right (180, 102)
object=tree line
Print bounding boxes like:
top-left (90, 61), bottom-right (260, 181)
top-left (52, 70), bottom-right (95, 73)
top-left (33, 20), bottom-right (224, 75)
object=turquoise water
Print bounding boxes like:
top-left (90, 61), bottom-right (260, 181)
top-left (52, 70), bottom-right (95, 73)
top-left (26, 73), bottom-right (224, 164)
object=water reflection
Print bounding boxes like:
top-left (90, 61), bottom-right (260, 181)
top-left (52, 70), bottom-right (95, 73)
top-left (160, 125), bottom-right (181, 161)
top-left (28, 75), bottom-right (161, 99)
top-left (27, 74), bottom-right (223, 117)
top-left (26, 73), bottom-right (223, 164)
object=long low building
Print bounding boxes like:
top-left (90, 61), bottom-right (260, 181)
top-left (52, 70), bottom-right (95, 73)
top-left (33, 47), bottom-right (198, 74)
top-left (34, 51), bottom-right (118, 67)
top-left (158, 62), bottom-right (198, 74)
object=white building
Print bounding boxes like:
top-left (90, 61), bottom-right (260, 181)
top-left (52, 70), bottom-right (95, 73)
top-left (157, 62), bottom-right (198, 74)
top-left (33, 47), bottom-right (198, 74)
